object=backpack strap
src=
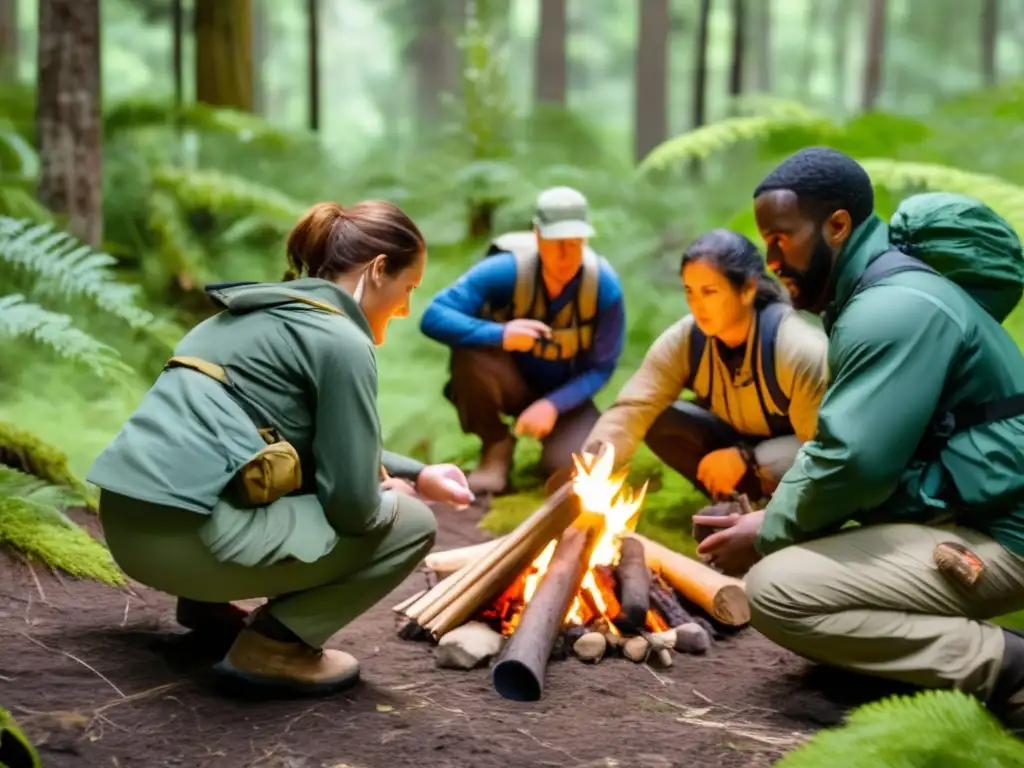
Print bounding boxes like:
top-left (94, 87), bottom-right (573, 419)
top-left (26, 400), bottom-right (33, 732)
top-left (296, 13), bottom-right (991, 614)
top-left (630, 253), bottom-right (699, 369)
top-left (856, 249), bottom-right (939, 294)
top-left (755, 302), bottom-right (791, 424)
top-left (686, 320), bottom-right (708, 392)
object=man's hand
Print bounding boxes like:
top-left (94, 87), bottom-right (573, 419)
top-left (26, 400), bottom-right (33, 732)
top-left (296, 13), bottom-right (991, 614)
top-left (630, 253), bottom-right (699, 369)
top-left (417, 463), bottom-right (475, 508)
top-left (694, 508), bottom-right (765, 577)
top-left (502, 319), bottom-right (552, 352)
top-left (515, 399), bottom-right (559, 440)
top-left (696, 447), bottom-right (749, 499)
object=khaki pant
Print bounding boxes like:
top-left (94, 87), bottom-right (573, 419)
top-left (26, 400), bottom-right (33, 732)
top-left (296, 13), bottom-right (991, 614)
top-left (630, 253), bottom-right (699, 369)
top-left (746, 522), bottom-right (1024, 699)
top-left (99, 491), bottom-right (436, 648)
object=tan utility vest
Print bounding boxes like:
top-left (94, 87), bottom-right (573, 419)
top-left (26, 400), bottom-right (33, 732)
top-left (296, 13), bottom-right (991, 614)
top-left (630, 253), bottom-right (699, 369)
top-left (481, 231), bottom-right (601, 362)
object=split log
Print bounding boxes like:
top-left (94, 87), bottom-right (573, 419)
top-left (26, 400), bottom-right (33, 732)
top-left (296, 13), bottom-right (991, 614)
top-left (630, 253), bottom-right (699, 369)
top-left (411, 483), bottom-right (581, 634)
top-left (648, 570), bottom-right (692, 628)
top-left (492, 518), bottom-right (602, 701)
top-left (614, 537), bottom-right (650, 632)
top-left (392, 590), bottom-right (426, 615)
top-left (628, 534), bottom-right (749, 627)
top-left (436, 621), bottom-right (504, 670)
top-left (424, 540), bottom-right (501, 577)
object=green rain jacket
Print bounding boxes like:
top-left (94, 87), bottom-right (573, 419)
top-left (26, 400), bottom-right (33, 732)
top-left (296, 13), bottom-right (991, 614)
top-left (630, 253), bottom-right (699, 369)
top-left (757, 213), bottom-right (1024, 557)
top-left (87, 278), bottom-right (425, 566)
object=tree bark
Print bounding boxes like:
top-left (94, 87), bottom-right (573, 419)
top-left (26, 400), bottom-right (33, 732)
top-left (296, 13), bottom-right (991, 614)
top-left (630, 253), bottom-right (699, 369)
top-left (36, 0), bottom-right (102, 246)
top-left (690, 0), bottom-right (712, 177)
top-left (307, 0), bottom-right (319, 131)
top-left (860, 0), bottom-right (887, 112)
top-left (252, 0), bottom-right (267, 115)
top-left (752, 0), bottom-right (770, 91)
top-left (534, 0), bottom-right (567, 106)
top-left (633, 0), bottom-right (670, 162)
top-left (412, 0), bottom-right (463, 126)
top-left (0, 0), bottom-right (17, 82)
top-left (981, 0), bottom-right (998, 86)
top-left (194, 0), bottom-right (254, 111)
top-left (728, 0), bottom-right (746, 106)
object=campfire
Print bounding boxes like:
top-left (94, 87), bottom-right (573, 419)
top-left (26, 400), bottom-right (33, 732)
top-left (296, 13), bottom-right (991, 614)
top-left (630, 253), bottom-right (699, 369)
top-left (393, 447), bottom-right (750, 701)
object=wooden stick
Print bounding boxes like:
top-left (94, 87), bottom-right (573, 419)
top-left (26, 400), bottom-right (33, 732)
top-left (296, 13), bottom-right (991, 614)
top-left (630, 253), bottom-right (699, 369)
top-left (614, 536), bottom-right (650, 632)
top-left (628, 533), bottom-right (750, 627)
top-left (407, 483), bottom-right (577, 623)
top-left (391, 589), bottom-right (426, 615)
top-left (491, 518), bottom-right (602, 701)
top-left (425, 503), bottom-right (579, 636)
top-left (424, 540), bottom-right (502, 577)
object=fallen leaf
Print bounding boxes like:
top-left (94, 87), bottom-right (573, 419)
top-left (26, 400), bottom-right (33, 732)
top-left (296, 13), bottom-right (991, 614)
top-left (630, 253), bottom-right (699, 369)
top-left (375, 704), bottom-right (394, 713)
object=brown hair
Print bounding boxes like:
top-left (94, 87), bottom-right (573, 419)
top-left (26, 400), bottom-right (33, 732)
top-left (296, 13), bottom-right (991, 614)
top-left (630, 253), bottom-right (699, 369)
top-left (283, 200), bottom-right (425, 282)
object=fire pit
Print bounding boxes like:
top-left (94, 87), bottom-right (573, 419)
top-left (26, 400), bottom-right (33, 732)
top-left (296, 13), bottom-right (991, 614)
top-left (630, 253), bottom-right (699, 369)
top-left (393, 447), bottom-right (750, 701)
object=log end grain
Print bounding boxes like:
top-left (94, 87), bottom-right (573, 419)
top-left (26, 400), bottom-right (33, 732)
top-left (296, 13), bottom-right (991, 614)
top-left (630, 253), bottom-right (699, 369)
top-left (711, 584), bottom-right (750, 626)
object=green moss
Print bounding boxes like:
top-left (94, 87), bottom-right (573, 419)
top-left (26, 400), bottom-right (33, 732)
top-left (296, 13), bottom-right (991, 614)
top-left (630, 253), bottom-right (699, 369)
top-left (0, 497), bottom-right (124, 586)
top-left (0, 421), bottom-right (97, 510)
top-left (0, 706), bottom-right (41, 768)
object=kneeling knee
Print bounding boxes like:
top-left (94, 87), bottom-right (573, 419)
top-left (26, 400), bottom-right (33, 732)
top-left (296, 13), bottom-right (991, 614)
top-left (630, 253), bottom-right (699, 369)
top-left (745, 551), bottom-right (816, 640)
top-left (395, 497), bottom-right (438, 556)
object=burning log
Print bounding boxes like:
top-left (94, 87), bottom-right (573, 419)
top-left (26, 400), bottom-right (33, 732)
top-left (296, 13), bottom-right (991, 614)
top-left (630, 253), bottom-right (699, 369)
top-left (614, 537), bottom-right (650, 632)
top-left (492, 519), bottom-right (602, 701)
top-left (399, 482), bottom-right (581, 637)
top-left (648, 571), bottom-right (692, 628)
top-left (629, 534), bottom-right (750, 627)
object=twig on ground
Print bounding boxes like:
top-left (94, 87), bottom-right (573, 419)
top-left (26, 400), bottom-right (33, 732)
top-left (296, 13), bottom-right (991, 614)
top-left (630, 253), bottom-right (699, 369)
top-left (121, 598), bottom-right (131, 627)
top-left (0, 674), bottom-right (12, 682)
top-left (515, 728), bottom-right (581, 763)
top-left (641, 662), bottom-right (672, 686)
top-left (20, 555), bottom-right (48, 604)
top-left (93, 682), bottom-right (180, 715)
top-left (19, 631), bottom-right (125, 698)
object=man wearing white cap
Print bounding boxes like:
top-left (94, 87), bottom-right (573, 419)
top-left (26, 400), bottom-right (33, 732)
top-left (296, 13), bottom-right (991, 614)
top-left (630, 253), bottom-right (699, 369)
top-left (421, 186), bottom-right (626, 495)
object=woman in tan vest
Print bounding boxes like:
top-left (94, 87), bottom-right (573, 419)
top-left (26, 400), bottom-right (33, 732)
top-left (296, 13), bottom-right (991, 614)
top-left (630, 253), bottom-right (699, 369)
top-left (584, 228), bottom-right (829, 502)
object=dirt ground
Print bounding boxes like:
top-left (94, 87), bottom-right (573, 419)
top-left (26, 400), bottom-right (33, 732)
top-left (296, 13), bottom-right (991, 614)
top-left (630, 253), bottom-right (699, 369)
top-left (0, 504), bottom-right (908, 768)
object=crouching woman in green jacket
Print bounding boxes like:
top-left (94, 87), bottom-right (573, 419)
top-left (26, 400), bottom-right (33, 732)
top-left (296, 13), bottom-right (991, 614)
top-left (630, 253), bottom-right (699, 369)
top-left (87, 200), bottom-right (470, 696)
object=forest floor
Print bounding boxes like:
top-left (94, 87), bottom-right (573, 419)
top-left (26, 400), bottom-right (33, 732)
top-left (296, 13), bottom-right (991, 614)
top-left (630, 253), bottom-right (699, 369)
top-left (0, 505), bottom-right (911, 768)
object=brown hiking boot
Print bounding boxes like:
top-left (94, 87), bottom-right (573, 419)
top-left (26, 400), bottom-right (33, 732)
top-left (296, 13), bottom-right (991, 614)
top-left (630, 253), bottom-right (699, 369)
top-left (467, 435), bottom-right (515, 495)
top-left (176, 598), bottom-right (250, 637)
top-left (214, 627), bottom-right (360, 695)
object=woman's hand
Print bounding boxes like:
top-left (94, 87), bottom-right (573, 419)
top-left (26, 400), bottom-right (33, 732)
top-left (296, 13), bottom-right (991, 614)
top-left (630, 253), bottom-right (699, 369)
top-left (417, 464), bottom-right (475, 508)
top-left (381, 476), bottom-right (418, 497)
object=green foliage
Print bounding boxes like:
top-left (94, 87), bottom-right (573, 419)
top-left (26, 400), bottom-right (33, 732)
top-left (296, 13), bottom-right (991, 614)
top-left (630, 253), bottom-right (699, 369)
top-left (777, 689), bottom-right (1024, 767)
top-left (0, 706), bottom-right (41, 768)
top-left (0, 422), bottom-right (96, 509)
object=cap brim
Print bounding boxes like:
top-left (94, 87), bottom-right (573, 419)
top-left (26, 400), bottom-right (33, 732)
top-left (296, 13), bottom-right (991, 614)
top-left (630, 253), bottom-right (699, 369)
top-left (535, 220), bottom-right (595, 239)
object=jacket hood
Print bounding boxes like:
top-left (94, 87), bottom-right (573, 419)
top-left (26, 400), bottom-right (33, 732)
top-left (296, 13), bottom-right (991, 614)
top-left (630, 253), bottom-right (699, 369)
top-left (203, 278), bottom-right (373, 337)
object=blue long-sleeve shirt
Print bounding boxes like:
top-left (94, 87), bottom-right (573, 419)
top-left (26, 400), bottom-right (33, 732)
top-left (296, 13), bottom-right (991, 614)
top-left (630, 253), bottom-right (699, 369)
top-left (420, 252), bottom-right (626, 414)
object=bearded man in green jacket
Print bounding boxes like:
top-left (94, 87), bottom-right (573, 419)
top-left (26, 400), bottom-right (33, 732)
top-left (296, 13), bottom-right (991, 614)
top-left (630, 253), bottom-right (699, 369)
top-left (693, 147), bottom-right (1024, 729)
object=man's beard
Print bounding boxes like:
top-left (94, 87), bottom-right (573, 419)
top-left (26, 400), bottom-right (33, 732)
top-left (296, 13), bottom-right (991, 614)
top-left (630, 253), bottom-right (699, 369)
top-left (774, 236), bottom-right (834, 311)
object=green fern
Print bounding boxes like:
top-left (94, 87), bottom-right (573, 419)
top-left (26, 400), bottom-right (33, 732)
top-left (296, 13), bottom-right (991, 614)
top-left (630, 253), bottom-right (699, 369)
top-left (0, 496), bottom-right (124, 585)
top-left (777, 688), bottom-right (1024, 767)
top-left (0, 707), bottom-right (41, 768)
top-left (859, 159), bottom-right (1024, 235)
top-left (0, 294), bottom-right (131, 381)
top-left (0, 466), bottom-right (91, 511)
top-left (638, 102), bottom-right (836, 174)
top-left (0, 217), bottom-right (156, 329)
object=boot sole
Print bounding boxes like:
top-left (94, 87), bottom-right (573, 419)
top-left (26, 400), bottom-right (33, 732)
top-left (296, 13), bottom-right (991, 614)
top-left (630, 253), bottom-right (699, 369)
top-left (212, 658), bottom-right (361, 698)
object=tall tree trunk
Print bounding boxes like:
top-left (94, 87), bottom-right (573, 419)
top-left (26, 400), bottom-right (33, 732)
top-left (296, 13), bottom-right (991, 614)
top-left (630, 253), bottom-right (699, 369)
top-left (307, 0), bottom-right (319, 131)
top-left (832, 0), bottom-right (850, 113)
top-left (799, 1), bottom-right (823, 97)
top-left (194, 0), bottom-right (253, 111)
top-left (252, 0), bottom-right (267, 115)
top-left (860, 0), bottom-right (886, 112)
top-left (413, 0), bottom-right (462, 126)
top-left (728, 0), bottom-right (746, 106)
top-left (36, 0), bottom-right (102, 246)
top-left (633, 0), bottom-right (669, 162)
top-left (752, 0), bottom-right (770, 91)
top-left (981, 0), bottom-right (998, 86)
top-left (0, 0), bottom-right (17, 82)
top-left (690, 0), bottom-right (712, 177)
top-left (534, 0), bottom-right (567, 106)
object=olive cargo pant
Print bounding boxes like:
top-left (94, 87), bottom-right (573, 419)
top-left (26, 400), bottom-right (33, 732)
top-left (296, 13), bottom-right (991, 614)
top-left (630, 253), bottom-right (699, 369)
top-left (645, 400), bottom-right (801, 502)
top-left (99, 491), bottom-right (436, 648)
top-left (746, 522), bottom-right (1024, 700)
top-left (444, 347), bottom-right (600, 476)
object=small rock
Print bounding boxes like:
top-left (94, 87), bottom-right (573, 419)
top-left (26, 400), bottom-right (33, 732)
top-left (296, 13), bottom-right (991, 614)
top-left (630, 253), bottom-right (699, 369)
top-left (649, 647), bottom-right (673, 668)
top-left (435, 621), bottom-right (504, 670)
top-left (622, 635), bottom-right (649, 663)
top-left (648, 629), bottom-right (676, 651)
top-left (673, 622), bottom-right (711, 654)
top-left (573, 632), bottom-right (607, 663)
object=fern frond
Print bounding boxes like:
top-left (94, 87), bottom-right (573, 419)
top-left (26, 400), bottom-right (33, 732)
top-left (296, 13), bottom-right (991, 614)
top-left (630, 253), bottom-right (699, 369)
top-left (146, 190), bottom-right (214, 288)
top-left (859, 159), bottom-right (1024, 235)
top-left (0, 707), bottom-right (42, 768)
top-left (0, 465), bottom-right (92, 511)
top-left (638, 104), bottom-right (836, 174)
top-left (0, 119), bottom-right (39, 179)
top-left (0, 217), bottom-right (156, 330)
top-left (104, 97), bottom-right (309, 150)
top-left (0, 496), bottom-right (124, 585)
top-left (0, 294), bottom-right (133, 381)
top-left (151, 167), bottom-right (306, 230)
top-left (0, 421), bottom-right (98, 508)
top-left (777, 688), bottom-right (1024, 767)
